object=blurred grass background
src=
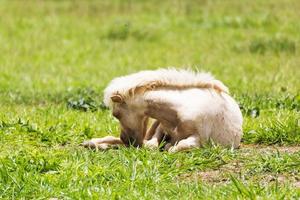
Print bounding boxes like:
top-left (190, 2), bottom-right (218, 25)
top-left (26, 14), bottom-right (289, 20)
top-left (0, 0), bottom-right (299, 101)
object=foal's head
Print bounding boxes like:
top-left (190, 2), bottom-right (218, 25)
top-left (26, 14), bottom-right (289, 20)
top-left (110, 94), bottom-right (148, 147)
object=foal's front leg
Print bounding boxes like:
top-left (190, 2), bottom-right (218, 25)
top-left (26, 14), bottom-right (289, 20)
top-left (82, 136), bottom-right (124, 150)
top-left (144, 121), bottom-right (165, 149)
top-left (144, 120), bottom-right (160, 140)
top-left (167, 135), bottom-right (200, 153)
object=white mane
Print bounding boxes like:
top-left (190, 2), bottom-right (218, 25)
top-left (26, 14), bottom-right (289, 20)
top-left (103, 68), bottom-right (227, 107)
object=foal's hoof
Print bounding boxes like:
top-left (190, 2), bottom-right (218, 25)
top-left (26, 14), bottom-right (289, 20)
top-left (144, 140), bottom-right (159, 150)
top-left (81, 141), bottom-right (109, 150)
top-left (82, 141), bottom-right (96, 148)
top-left (164, 143), bottom-right (173, 151)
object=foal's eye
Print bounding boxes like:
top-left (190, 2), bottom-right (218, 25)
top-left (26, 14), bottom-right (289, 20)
top-left (113, 111), bottom-right (121, 119)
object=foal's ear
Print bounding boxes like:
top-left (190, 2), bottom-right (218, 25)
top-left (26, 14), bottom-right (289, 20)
top-left (111, 94), bottom-right (124, 103)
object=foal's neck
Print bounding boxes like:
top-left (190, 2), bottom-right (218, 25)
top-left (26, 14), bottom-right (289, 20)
top-left (142, 92), bottom-right (180, 130)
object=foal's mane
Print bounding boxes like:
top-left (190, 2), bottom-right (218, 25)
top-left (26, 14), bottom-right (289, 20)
top-left (103, 68), bottom-right (228, 106)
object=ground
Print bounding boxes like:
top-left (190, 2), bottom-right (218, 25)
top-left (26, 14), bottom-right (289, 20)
top-left (0, 0), bottom-right (299, 199)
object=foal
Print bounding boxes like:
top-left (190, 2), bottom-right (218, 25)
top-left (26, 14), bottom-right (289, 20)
top-left (83, 68), bottom-right (243, 152)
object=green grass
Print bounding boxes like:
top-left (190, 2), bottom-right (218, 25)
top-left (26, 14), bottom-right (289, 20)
top-left (0, 0), bottom-right (299, 199)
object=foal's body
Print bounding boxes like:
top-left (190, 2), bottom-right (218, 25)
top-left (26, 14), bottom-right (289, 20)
top-left (143, 88), bottom-right (243, 151)
top-left (83, 68), bottom-right (243, 152)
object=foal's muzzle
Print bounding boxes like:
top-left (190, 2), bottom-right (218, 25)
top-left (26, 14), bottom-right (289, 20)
top-left (120, 131), bottom-right (142, 147)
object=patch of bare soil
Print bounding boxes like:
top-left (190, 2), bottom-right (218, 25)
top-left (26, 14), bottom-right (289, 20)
top-left (240, 144), bottom-right (300, 154)
top-left (179, 170), bottom-right (229, 184)
top-left (251, 173), bottom-right (300, 187)
top-left (179, 145), bottom-right (300, 186)
top-left (180, 168), bottom-right (300, 187)
top-left (178, 161), bottom-right (243, 184)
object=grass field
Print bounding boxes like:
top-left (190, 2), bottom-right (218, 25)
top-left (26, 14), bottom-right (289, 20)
top-left (0, 0), bottom-right (299, 199)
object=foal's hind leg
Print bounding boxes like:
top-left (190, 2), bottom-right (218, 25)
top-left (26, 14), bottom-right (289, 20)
top-left (168, 135), bottom-right (200, 153)
top-left (82, 136), bottom-right (124, 150)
